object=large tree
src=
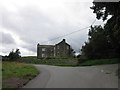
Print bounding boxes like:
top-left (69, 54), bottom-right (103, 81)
top-left (81, 1), bottom-right (120, 59)
top-left (81, 25), bottom-right (109, 59)
top-left (90, 1), bottom-right (120, 58)
top-left (90, 1), bottom-right (120, 20)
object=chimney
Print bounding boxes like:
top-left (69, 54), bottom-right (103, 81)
top-left (37, 43), bottom-right (40, 46)
top-left (63, 39), bottom-right (65, 42)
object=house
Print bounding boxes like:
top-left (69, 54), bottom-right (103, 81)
top-left (37, 39), bottom-right (74, 58)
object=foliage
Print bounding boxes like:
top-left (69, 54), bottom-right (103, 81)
top-left (81, 25), bottom-right (110, 59)
top-left (81, 1), bottom-right (120, 59)
top-left (90, 1), bottom-right (120, 21)
top-left (2, 55), bottom-right (9, 61)
top-left (103, 16), bottom-right (120, 58)
top-left (90, 1), bottom-right (120, 58)
top-left (77, 55), bottom-right (88, 65)
top-left (70, 48), bottom-right (76, 57)
top-left (8, 49), bottom-right (21, 61)
top-left (22, 56), bottom-right (37, 59)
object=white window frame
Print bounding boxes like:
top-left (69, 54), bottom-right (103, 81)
top-left (42, 48), bottom-right (46, 51)
top-left (57, 45), bottom-right (59, 49)
top-left (42, 53), bottom-right (45, 57)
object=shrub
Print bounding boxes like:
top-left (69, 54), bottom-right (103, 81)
top-left (8, 49), bottom-right (21, 61)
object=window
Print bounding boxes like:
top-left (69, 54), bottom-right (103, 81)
top-left (42, 53), bottom-right (45, 57)
top-left (67, 46), bottom-right (69, 50)
top-left (54, 47), bottom-right (56, 56)
top-left (57, 45), bottom-right (59, 49)
top-left (51, 49), bottom-right (53, 52)
top-left (42, 48), bottom-right (46, 51)
top-left (57, 52), bottom-right (59, 55)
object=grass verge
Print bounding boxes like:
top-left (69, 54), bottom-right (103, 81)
top-left (33, 63), bottom-right (77, 67)
top-left (78, 58), bottom-right (119, 66)
top-left (2, 62), bottom-right (39, 88)
top-left (33, 58), bottom-right (119, 67)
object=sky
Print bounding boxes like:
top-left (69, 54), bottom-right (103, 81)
top-left (0, 0), bottom-right (105, 56)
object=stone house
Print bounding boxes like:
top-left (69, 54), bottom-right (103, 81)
top-left (37, 39), bottom-right (73, 58)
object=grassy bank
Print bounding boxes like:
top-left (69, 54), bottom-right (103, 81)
top-left (78, 58), bottom-right (119, 66)
top-left (22, 56), bottom-right (77, 60)
top-left (2, 62), bottom-right (39, 88)
top-left (34, 63), bottom-right (77, 67)
top-left (18, 57), bottom-right (119, 67)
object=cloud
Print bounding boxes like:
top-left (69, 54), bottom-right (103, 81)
top-left (0, 0), bottom-right (105, 56)
top-left (1, 32), bottom-right (15, 44)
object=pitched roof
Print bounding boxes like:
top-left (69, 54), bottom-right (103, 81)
top-left (56, 39), bottom-right (70, 46)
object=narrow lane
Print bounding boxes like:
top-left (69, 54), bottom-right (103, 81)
top-left (23, 64), bottom-right (118, 88)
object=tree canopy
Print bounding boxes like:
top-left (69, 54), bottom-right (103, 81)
top-left (81, 25), bottom-right (109, 59)
top-left (81, 1), bottom-right (120, 59)
top-left (90, 1), bottom-right (120, 21)
top-left (8, 49), bottom-right (21, 60)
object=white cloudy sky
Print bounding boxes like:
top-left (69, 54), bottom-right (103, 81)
top-left (0, 0), bottom-right (105, 56)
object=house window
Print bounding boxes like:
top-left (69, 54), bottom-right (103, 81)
top-left (57, 52), bottom-right (59, 55)
top-left (54, 47), bottom-right (56, 56)
top-left (42, 53), bottom-right (45, 57)
top-left (51, 49), bottom-right (53, 52)
top-left (42, 48), bottom-right (46, 51)
top-left (67, 46), bottom-right (69, 49)
top-left (57, 45), bottom-right (59, 49)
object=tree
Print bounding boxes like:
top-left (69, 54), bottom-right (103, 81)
top-left (90, 1), bottom-right (120, 58)
top-left (90, 1), bottom-right (120, 21)
top-left (81, 25), bottom-right (109, 59)
top-left (70, 48), bottom-right (76, 57)
top-left (8, 49), bottom-right (21, 61)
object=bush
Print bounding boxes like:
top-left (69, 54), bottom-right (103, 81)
top-left (8, 49), bottom-right (21, 61)
top-left (2, 56), bottom-right (9, 61)
top-left (77, 55), bottom-right (88, 64)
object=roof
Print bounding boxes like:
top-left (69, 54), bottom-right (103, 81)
top-left (38, 45), bottom-right (54, 48)
top-left (56, 39), bottom-right (70, 46)
top-left (37, 39), bottom-right (70, 47)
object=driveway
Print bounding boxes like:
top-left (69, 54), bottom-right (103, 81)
top-left (23, 64), bottom-right (118, 88)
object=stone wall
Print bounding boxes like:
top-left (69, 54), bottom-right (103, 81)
top-left (17, 58), bottom-right (78, 65)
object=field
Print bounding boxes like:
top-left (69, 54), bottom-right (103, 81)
top-left (2, 62), bottom-right (39, 88)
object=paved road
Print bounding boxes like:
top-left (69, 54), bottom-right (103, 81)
top-left (23, 64), bottom-right (118, 88)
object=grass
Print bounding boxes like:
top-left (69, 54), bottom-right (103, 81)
top-left (20, 57), bottom-right (119, 67)
top-left (2, 62), bottom-right (39, 88)
top-left (33, 63), bottom-right (77, 67)
top-left (22, 56), bottom-right (77, 60)
top-left (45, 56), bottom-right (77, 60)
top-left (32, 58), bottom-right (119, 67)
top-left (2, 62), bottom-right (39, 79)
top-left (78, 58), bottom-right (119, 66)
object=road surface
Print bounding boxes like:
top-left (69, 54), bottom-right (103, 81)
top-left (23, 64), bottom-right (118, 88)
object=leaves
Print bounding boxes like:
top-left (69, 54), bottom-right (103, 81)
top-left (8, 49), bottom-right (21, 61)
top-left (81, 1), bottom-right (120, 59)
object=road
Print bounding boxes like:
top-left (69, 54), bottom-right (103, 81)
top-left (23, 64), bottom-right (118, 88)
